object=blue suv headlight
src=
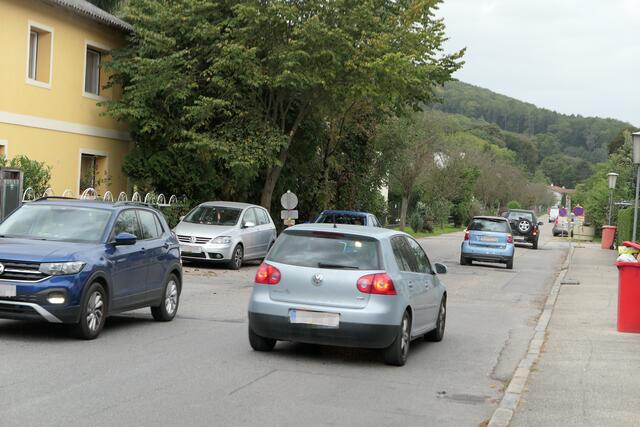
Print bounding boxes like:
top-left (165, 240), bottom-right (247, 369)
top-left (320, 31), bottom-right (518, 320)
top-left (39, 261), bottom-right (86, 276)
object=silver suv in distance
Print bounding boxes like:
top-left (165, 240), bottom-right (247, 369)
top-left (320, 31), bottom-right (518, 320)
top-left (174, 202), bottom-right (277, 269)
top-left (247, 224), bottom-right (448, 366)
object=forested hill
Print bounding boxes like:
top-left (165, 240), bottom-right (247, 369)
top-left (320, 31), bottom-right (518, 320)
top-left (435, 81), bottom-right (631, 166)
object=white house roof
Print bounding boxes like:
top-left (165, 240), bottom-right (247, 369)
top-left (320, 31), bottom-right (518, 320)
top-left (42, 0), bottom-right (133, 32)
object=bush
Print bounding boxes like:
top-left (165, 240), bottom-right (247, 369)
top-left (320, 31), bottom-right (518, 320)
top-left (617, 207), bottom-right (634, 244)
top-left (507, 200), bottom-right (522, 209)
top-left (158, 203), bottom-right (194, 229)
top-left (409, 211), bottom-right (425, 233)
top-left (0, 155), bottom-right (51, 196)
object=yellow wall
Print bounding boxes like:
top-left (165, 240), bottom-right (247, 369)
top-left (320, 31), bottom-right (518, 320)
top-left (0, 123), bottom-right (130, 195)
top-left (0, 0), bottom-right (130, 195)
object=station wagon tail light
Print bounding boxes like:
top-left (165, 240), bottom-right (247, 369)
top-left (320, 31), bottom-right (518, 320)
top-left (507, 234), bottom-right (513, 244)
top-left (464, 229), bottom-right (470, 241)
top-left (255, 263), bottom-right (281, 285)
top-left (357, 273), bottom-right (396, 295)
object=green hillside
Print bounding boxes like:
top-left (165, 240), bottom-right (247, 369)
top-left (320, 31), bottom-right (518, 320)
top-left (434, 81), bottom-right (632, 187)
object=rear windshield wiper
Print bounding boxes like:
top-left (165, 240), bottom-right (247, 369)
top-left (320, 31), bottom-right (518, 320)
top-left (318, 262), bottom-right (359, 270)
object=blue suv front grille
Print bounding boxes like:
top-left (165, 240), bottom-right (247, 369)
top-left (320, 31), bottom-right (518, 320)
top-left (0, 260), bottom-right (50, 282)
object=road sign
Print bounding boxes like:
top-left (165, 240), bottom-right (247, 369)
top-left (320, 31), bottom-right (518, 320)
top-left (573, 206), bottom-right (584, 217)
top-left (281, 210), bottom-right (299, 220)
top-left (559, 207), bottom-right (568, 217)
top-left (280, 190), bottom-right (298, 210)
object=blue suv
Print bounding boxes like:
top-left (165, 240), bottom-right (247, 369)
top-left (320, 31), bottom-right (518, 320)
top-left (0, 198), bottom-right (182, 339)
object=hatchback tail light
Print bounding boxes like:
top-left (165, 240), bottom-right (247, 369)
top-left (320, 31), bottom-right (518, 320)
top-left (357, 273), bottom-right (396, 295)
top-left (507, 234), bottom-right (513, 244)
top-left (464, 228), bottom-right (470, 241)
top-left (255, 263), bottom-right (281, 285)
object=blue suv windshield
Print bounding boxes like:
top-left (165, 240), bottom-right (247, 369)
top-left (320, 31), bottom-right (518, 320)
top-left (0, 204), bottom-right (112, 243)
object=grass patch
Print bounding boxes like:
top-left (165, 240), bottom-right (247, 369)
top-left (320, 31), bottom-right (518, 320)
top-left (393, 225), bottom-right (465, 238)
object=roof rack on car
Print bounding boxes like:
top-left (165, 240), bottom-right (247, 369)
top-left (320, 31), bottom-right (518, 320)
top-left (33, 196), bottom-right (80, 202)
top-left (113, 201), bottom-right (154, 207)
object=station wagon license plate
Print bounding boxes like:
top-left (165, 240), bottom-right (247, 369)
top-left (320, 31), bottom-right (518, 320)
top-left (0, 284), bottom-right (16, 297)
top-left (180, 244), bottom-right (202, 254)
top-left (289, 309), bottom-right (339, 327)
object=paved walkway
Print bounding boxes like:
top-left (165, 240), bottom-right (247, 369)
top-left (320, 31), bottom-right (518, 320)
top-left (511, 242), bottom-right (640, 426)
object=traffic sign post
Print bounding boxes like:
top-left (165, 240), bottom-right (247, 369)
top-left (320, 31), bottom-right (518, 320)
top-left (280, 191), bottom-right (298, 226)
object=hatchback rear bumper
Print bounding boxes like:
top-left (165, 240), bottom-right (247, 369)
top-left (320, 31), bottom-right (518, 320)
top-left (248, 312), bottom-right (397, 349)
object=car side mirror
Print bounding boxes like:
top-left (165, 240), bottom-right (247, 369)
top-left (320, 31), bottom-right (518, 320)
top-left (113, 232), bottom-right (136, 246)
top-left (242, 221), bottom-right (256, 229)
top-left (434, 263), bottom-right (448, 275)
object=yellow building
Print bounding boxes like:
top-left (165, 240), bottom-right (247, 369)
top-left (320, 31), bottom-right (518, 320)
top-left (0, 0), bottom-right (132, 197)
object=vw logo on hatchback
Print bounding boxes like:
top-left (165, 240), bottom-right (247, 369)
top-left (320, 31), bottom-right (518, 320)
top-left (312, 273), bottom-right (323, 286)
top-left (0, 263), bottom-right (4, 275)
top-left (190, 236), bottom-right (196, 244)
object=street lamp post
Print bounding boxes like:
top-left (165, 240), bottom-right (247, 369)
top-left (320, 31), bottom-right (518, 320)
top-left (632, 132), bottom-right (640, 242)
top-left (607, 172), bottom-right (619, 225)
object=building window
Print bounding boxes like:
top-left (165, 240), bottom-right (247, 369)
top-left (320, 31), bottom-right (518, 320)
top-left (28, 31), bottom-right (38, 79)
top-left (26, 22), bottom-right (53, 87)
top-left (80, 152), bottom-right (108, 193)
top-left (84, 48), bottom-right (101, 95)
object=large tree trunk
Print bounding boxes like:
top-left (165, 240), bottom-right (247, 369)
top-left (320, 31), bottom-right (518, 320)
top-left (260, 103), bottom-right (309, 210)
top-left (260, 147), bottom-right (289, 210)
top-left (399, 194), bottom-right (409, 231)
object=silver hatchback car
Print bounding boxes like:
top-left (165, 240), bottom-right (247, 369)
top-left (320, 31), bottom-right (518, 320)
top-left (174, 202), bottom-right (277, 269)
top-left (247, 224), bottom-right (448, 366)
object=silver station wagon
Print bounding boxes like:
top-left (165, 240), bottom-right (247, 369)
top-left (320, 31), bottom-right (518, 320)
top-left (174, 202), bottom-right (277, 269)
top-left (247, 224), bottom-right (448, 366)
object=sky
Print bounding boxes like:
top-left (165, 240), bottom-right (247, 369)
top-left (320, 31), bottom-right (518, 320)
top-left (437, 0), bottom-right (640, 126)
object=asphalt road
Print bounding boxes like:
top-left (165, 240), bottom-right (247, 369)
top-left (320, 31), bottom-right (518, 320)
top-left (0, 222), bottom-right (569, 427)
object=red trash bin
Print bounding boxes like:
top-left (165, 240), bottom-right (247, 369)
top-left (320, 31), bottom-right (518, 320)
top-left (602, 225), bottom-right (616, 250)
top-left (617, 241), bottom-right (640, 333)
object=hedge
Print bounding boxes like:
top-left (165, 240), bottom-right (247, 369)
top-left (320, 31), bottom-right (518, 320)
top-left (617, 207), bottom-right (634, 243)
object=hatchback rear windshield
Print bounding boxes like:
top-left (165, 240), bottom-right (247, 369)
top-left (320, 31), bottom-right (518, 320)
top-left (315, 213), bottom-right (366, 226)
top-left (184, 206), bottom-right (241, 226)
top-left (469, 218), bottom-right (511, 233)
top-left (0, 204), bottom-right (112, 243)
top-left (267, 231), bottom-right (380, 270)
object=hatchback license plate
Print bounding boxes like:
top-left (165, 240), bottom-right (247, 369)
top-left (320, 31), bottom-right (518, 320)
top-left (480, 236), bottom-right (498, 242)
top-left (180, 244), bottom-right (202, 254)
top-left (289, 310), bottom-right (339, 327)
top-left (0, 284), bottom-right (16, 297)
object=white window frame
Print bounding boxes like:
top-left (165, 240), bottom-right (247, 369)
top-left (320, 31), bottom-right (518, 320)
top-left (83, 40), bottom-right (111, 101)
top-left (77, 148), bottom-right (109, 194)
top-left (25, 20), bottom-right (54, 89)
top-left (0, 140), bottom-right (8, 158)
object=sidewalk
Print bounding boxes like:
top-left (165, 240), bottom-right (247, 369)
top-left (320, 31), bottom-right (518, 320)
top-left (511, 242), bottom-right (640, 426)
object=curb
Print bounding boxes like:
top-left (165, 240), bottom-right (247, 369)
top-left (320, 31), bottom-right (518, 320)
top-left (487, 243), bottom-right (575, 427)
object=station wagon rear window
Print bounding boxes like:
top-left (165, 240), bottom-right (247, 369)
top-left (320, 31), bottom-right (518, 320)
top-left (469, 218), bottom-right (511, 233)
top-left (267, 231), bottom-right (381, 270)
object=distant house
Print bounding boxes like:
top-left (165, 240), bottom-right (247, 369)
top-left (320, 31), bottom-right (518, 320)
top-left (0, 0), bottom-right (132, 196)
top-left (548, 185), bottom-right (575, 209)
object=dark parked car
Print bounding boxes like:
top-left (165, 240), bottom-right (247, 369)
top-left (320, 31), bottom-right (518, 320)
top-left (504, 209), bottom-right (543, 249)
top-left (0, 198), bottom-right (182, 339)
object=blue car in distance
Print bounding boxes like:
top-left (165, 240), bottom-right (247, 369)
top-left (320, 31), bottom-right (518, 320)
top-left (460, 216), bottom-right (515, 269)
top-left (314, 210), bottom-right (382, 227)
top-left (0, 198), bottom-right (182, 339)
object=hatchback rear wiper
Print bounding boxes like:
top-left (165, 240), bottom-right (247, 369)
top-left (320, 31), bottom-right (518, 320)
top-left (318, 262), bottom-right (359, 270)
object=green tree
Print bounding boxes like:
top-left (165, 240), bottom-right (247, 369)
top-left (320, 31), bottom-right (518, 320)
top-left (107, 0), bottom-right (463, 210)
